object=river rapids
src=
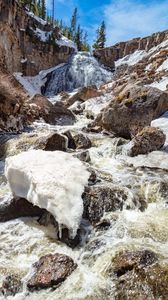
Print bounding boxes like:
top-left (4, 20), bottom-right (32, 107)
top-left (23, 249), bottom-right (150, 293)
top-left (0, 52), bottom-right (168, 300)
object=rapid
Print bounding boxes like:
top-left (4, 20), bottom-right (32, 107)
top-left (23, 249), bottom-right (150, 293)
top-left (0, 52), bottom-right (168, 300)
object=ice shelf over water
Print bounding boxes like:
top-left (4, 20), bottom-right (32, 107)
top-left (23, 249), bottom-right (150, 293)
top-left (5, 150), bottom-right (90, 238)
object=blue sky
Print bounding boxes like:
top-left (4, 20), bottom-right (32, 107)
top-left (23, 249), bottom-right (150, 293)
top-left (46, 0), bottom-right (168, 46)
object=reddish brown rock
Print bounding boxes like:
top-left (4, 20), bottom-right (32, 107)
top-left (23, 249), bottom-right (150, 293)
top-left (64, 86), bottom-right (101, 107)
top-left (27, 254), bottom-right (77, 290)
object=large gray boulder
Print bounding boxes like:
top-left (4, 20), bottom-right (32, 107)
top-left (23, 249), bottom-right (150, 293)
top-left (100, 85), bottom-right (168, 138)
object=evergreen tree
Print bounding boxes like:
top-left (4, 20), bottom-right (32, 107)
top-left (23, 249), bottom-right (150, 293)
top-left (92, 21), bottom-right (106, 49)
top-left (41, 0), bottom-right (46, 20)
top-left (75, 25), bottom-right (83, 51)
top-left (70, 8), bottom-right (78, 40)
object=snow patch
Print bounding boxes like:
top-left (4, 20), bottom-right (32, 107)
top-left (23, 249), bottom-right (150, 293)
top-left (5, 150), bottom-right (90, 238)
top-left (33, 27), bottom-right (51, 42)
top-left (14, 63), bottom-right (66, 96)
top-left (115, 50), bottom-right (146, 67)
top-left (151, 111), bottom-right (168, 147)
top-left (149, 76), bottom-right (168, 91)
top-left (157, 57), bottom-right (168, 72)
top-left (26, 11), bottom-right (47, 26)
top-left (56, 36), bottom-right (77, 51)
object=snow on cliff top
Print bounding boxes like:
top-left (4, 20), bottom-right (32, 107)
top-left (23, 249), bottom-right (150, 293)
top-left (5, 150), bottom-right (90, 238)
top-left (56, 36), bottom-right (77, 51)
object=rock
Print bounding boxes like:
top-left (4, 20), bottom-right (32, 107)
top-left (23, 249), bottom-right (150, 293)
top-left (73, 133), bottom-right (92, 149)
top-left (42, 132), bottom-right (68, 151)
top-left (27, 253), bottom-right (77, 290)
top-left (0, 131), bottom-right (68, 158)
top-left (111, 250), bottom-right (168, 300)
top-left (112, 250), bottom-right (158, 277)
top-left (38, 212), bottom-right (81, 248)
top-left (100, 85), bottom-right (168, 138)
top-left (29, 95), bottom-right (76, 126)
top-left (63, 131), bottom-right (76, 149)
top-left (64, 86), bottom-right (102, 107)
top-left (75, 150), bottom-right (91, 163)
top-left (5, 150), bottom-right (90, 238)
top-left (82, 185), bottom-right (131, 224)
top-left (0, 69), bottom-right (29, 132)
top-left (126, 127), bottom-right (166, 156)
top-left (1, 274), bottom-right (22, 297)
top-left (0, 197), bottom-right (45, 222)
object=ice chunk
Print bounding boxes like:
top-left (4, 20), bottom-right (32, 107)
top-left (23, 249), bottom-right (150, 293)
top-left (5, 150), bottom-right (90, 238)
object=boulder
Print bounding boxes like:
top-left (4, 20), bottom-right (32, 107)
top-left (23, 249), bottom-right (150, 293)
top-left (0, 197), bottom-right (45, 222)
top-left (112, 250), bottom-right (158, 277)
top-left (73, 133), bottom-right (92, 149)
top-left (1, 275), bottom-right (22, 297)
top-left (27, 253), bottom-right (77, 290)
top-left (64, 86), bottom-right (101, 107)
top-left (83, 185), bottom-right (133, 224)
top-left (29, 95), bottom-right (76, 126)
top-left (100, 85), bottom-right (168, 138)
top-left (111, 250), bottom-right (168, 300)
top-left (75, 150), bottom-right (91, 163)
top-left (125, 127), bottom-right (166, 156)
top-left (0, 131), bottom-right (68, 158)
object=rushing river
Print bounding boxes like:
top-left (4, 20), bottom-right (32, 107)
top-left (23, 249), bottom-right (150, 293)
top-left (1, 53), bottom-right (168, 300)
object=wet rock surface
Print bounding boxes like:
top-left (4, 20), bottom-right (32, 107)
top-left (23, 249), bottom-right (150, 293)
top-left (0, 197), bottom-right (45, 222)
top-left (0, 274), bottom-right (22, 297)
top-left (83, 185), bottom-right (130, 224)
top-left (112, 250), bottom-right (158, 277)
top-left (27, 253), bottom-right (77, 290)
top-left (126, 127), bottom-right (166, 156)
top-left (112, 250), bottom-right (168, 300)
top-left (73, 133), bottom-right (92, 149)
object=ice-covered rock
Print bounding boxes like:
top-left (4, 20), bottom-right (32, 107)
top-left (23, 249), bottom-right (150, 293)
top-left (5, 150), bottom-right (90, 238)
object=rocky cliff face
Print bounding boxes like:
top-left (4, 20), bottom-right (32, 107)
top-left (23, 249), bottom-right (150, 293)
top-left (0, 0), bottom-right (75, 76)
top-left (94, 30), bottom-right (168, 69)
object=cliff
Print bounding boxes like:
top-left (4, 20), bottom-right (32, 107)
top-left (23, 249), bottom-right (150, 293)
top-left (94, 30), bottom-right (168, 69)
top-left (0, 0), bottom-right (75, 76)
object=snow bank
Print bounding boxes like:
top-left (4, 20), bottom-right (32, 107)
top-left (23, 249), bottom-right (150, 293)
top-left (26, 11), bottom-right (47, 26)
top-left (5, 150), bottom-right (90, 238)
top-left (149, 76), bottom-right (168, 91)
top-left (56, 36), bottom-right (77, 51)
top-left (14, 64), bottom-right (66, 96)
top-left (115, 50), bottom-right (146, 67)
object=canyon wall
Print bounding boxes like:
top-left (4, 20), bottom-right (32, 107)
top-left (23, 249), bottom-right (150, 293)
top-left (94, 30), bottom-right (168, 69)
top-left (0, 0), bottom-right (75, 76)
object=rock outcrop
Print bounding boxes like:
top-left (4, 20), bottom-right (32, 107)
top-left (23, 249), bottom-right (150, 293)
top-left (94, 29), bottom-right (168, 69)
top-left (0, 0), bottom-right (75, 75)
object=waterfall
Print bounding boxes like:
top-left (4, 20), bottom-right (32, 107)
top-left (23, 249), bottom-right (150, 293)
top-left (44, 52), bottom-right (112, 96)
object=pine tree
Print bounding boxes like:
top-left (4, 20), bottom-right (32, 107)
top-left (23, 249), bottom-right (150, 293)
top-left (41, 0), bottom-right (46, 20)
top-left (75, 25), bottom-right (82, 51)
top-left (92, 21), bottom-right (106, 49)
top-left (70, 8), bottom-right (78, 40)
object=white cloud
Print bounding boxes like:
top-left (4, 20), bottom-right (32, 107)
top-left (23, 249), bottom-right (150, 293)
top-left (104, 0), bottom-right (168, 45)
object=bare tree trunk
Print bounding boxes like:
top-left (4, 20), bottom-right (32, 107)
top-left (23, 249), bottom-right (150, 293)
top-left (52, 0), bottom-right (55, 26)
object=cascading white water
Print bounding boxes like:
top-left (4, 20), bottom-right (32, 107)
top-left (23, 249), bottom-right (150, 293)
top-left (44, 52), bottom-right (112, 96)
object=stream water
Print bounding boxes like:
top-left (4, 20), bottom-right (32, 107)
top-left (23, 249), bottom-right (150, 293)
top-left (0, 54), bottom-right (168, 300)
